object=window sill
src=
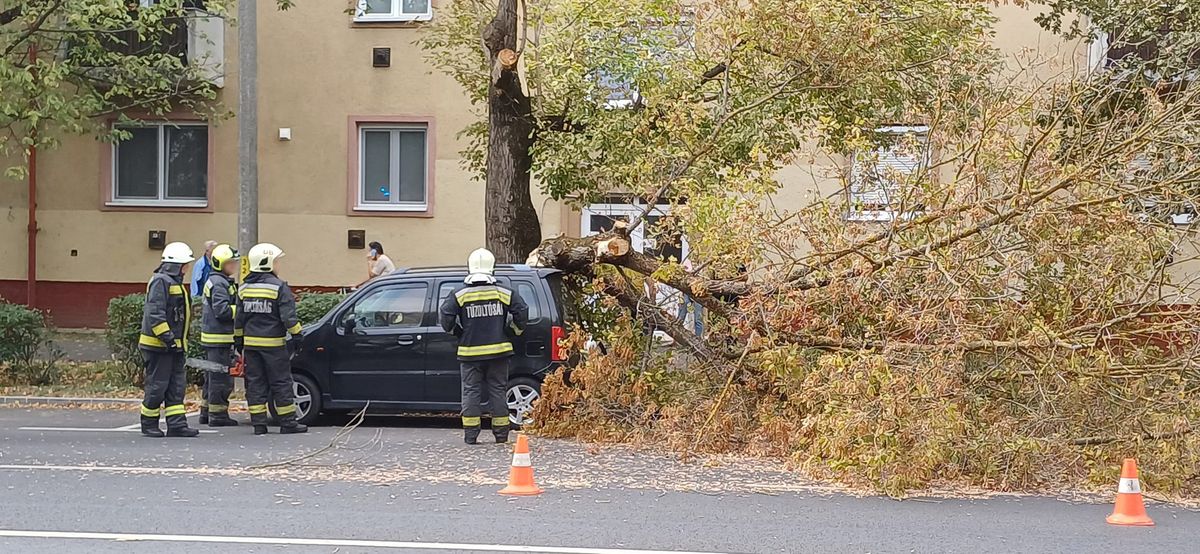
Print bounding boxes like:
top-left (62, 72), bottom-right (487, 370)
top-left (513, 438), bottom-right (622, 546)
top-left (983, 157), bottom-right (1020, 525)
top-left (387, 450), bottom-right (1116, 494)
top-left (103, 201), bottom-right (211, 213)
top-left (350, 205), bottom-right (433, 218)
top-left (845, 210), bottom-right (922, 223)
top-left (352, 14), bottom-right (433, 25)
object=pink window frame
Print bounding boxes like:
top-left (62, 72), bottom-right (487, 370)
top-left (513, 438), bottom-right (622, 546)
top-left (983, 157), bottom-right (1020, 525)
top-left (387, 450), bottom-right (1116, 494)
top-left (98, 115), bottom-right (216, 213)
top-left (347, 115), bottom-right (436, 218)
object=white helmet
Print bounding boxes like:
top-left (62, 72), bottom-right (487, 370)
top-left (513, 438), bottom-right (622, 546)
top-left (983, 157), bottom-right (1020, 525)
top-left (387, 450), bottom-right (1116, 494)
top-left (161, 242), bottom-right (195, 264)
top-left (466, 248), bottom-right (496, 284)
top-left (248, 243), bottom-right (285, 273)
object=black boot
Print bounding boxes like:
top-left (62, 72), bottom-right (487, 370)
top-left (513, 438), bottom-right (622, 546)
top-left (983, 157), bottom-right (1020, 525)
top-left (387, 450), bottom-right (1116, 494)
top-left (254, 425), bottom-right (268, 435)
top-left (166, 426), bottom-right (200, 438)
top-left (464, 427), bottom-right (481, 445)
top-left (207, 413), bottom-right (239, 427)
top-left (493, 426), bottom-right (510, 444)
top-left (198, 407), bottom-right (209, 425)
top-left (140, 417), bottom-right (164, 438)
top-left (280, 422), bottom-right (308, 435)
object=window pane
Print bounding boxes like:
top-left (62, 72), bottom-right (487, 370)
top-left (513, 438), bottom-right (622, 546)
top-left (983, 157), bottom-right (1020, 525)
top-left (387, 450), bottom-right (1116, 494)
top-left (164, 126), bottom-right (208, 200)
top-left (516, 282), bottom-right (541, 321)
top-left (397, 131), bottom-right (426, 203)
top-left (402, 0), bottom-right (429, 14)
top-left (362, 131), bottom-right (392, 203)
top-left (588, 214), bottom-right (628, 234)
top-left (352, 285), bottom-right (427, 329)
top-left (115, 127), bottom-right (159, 199)
top-left (364, 0), bottom-right (393, 15)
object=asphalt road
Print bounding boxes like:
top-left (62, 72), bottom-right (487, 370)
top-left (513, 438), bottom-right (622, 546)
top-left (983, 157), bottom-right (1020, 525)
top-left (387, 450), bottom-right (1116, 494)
top-left (0, 407), bottom-right (1197, 553)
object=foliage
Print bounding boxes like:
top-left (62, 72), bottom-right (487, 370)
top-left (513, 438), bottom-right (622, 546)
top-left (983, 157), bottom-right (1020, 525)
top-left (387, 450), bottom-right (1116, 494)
top-left (296, 292), bottom-right (346, 326)
top-left (0, 0), bottom-right (292, 178)
top-left (0, 301), bottom-right (62, 385)
top-left (525, 2), bottom-right (1200, 497)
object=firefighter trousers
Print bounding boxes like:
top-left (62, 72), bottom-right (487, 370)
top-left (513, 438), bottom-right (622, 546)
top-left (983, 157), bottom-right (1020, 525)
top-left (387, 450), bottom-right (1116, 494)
top-left (203, 346), bottom-right (235, 415)
top-left (460, 358), bottom-right (510, 433)
top-left (244, 347), bottom-right (297, 426)
top-left (140, 350), bottom-right (188, 430)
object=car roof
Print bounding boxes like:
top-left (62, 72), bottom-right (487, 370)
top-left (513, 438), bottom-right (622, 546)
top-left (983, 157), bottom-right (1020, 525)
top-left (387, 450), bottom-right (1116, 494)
top-left (375, 264), bottom-right (562, 283)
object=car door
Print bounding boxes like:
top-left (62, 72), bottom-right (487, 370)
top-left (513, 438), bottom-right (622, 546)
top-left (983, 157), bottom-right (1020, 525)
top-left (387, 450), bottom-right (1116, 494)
top-left (424, 279), bottom-right (468, 403)
top-left (328, 282), bottom-right (430, 403)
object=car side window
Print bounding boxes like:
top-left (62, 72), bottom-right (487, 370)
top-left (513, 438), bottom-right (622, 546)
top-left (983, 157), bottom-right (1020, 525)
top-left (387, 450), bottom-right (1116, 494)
top-left (345, 284), bottom-right (428, 329)
top-left (515, 281), bottom-right (541, 322)
top-left (437, 281), bottom-right (459, 309)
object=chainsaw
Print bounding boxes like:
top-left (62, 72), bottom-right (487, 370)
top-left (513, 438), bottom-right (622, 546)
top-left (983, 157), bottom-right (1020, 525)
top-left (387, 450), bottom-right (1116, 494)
top-left (184, 355), bottom-right (245, 377)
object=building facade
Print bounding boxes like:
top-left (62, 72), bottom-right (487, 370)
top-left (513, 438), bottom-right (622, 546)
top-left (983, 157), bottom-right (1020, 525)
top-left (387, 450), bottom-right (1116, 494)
top-left (0, 2), bottom-right (1091, 327)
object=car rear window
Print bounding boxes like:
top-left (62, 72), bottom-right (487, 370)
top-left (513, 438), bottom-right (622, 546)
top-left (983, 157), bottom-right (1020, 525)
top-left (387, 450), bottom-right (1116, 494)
top-left (515, 281), bottom-right (541, 322)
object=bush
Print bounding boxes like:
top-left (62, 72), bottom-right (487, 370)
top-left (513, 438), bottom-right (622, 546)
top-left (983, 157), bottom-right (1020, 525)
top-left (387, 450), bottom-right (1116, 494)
top-left (297, 292), bottom-right (346, 325)
top-left (0, 301), bottom-right (63, 385)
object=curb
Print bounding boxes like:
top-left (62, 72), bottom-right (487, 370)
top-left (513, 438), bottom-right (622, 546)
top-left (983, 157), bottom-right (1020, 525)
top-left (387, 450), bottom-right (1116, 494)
top-left (0, 396), bottom-right (252, 408)
top-left (0, 396), bottom-right (143, 405)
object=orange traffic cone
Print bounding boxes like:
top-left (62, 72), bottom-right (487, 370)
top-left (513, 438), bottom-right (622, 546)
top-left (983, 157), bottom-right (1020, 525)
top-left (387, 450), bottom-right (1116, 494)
top-left (499, 434), bottom-right (543, 496)
top-left (1107, 458), bottom-right (1154, 526)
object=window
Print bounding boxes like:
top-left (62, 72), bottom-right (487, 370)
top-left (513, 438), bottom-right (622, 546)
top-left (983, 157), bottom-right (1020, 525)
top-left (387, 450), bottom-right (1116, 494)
top-left (594, 16), bottom-right (694, 109)
top-left (515, 282), bottom-right (542, 321)
top-left (354, 0), bottom-right (432, 22)
top-left (847, 125), bottom-right (929, 222)
top-left (357, 125), bottom-right (429, 211)
top-left (581, 202), bottom-right (687, 260)
top-left (346, 285), bottom-right (428, 329)
top-left (111, 123), bottom-right (208, 207)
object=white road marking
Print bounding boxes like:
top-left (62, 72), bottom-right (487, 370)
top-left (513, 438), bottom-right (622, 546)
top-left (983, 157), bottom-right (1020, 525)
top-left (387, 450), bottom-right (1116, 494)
top-left (22, 410), bottom-right (216, 433)
top-left (0, 464), bottom-right (237, 475)
top-left (0, 530), bottom-right (731, 554)
top-left (17, 427), bottom-right (218, 434)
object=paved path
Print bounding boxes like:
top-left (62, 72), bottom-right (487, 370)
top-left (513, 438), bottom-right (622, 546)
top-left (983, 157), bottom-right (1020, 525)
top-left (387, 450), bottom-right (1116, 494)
top-left (0, 407), bottom-right (1195, 553)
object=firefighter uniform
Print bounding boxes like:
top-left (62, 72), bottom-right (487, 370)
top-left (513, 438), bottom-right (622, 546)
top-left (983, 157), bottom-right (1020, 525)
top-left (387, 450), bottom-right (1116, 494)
top-left (138, 243), bottom-right (199, 438)
top-left (200, 269), bottom-right (239, 426)
top-left (235, 243), bottom-right (306, 435)
top-left (439, 249), bottom-right (529, 444)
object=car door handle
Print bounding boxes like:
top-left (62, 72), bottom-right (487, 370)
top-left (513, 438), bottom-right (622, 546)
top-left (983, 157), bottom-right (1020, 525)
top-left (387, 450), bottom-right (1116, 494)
top-left (396, 334), bottom-right (421, 346)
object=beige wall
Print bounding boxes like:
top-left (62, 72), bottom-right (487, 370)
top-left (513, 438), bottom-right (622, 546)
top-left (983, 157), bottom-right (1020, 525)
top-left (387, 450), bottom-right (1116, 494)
top-left (0, 0), bottom-right (564, 286)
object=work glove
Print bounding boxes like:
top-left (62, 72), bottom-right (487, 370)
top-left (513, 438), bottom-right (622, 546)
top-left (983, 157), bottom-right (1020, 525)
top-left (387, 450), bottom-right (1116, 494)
top-left (286, 336), bottom-right (301, 357)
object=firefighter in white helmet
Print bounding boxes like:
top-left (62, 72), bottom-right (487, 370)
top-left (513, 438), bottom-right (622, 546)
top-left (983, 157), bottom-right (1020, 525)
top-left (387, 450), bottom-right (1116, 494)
top-left (234, 243), bottom-right (307, 435)
top-left (439, 248), bottom-right (529, 444)
top-left (137, 242), bottom-right (200, 438)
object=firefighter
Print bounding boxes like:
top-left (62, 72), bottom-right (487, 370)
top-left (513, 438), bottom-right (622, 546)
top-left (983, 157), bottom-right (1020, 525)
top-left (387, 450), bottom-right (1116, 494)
top-left (199, 244), bottom-right (240, 427)
top-left (234, 243), bottom-right (307, 436)
top-left (439, 248), bottom-right (529, 444)
top-left (138, 242), bottom-right (200, 438)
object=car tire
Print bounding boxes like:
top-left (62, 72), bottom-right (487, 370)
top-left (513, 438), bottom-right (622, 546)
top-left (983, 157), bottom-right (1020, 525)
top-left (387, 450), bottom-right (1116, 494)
top-left (269, 373), bottom-right (321, 426)
top-left (506, 376), bottom-right (541, 428)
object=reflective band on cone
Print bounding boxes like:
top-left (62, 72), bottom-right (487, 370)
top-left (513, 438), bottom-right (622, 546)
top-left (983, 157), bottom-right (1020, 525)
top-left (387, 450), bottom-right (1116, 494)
top-left (1118, 478), bottom-right (1141, 494)
top-left (511, 453), bottom-right (532, 467)
top-left (1107, 458), bottom-right (1154, 526)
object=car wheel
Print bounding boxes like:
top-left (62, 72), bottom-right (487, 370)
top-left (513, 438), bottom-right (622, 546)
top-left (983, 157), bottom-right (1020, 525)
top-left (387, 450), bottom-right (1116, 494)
top-left (270, 373), bottom-right (321, 425)
top-left (507, 376), bottom-right (541, 426)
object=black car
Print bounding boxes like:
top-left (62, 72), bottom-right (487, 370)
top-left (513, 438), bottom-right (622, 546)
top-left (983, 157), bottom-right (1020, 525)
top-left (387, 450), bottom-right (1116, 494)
top-left (287, 265), bottom-right (568, 425)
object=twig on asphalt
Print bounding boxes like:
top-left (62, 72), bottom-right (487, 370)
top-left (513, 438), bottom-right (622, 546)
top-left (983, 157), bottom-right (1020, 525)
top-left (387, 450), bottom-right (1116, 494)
top-left (248, 403), bottom-right (375, 470)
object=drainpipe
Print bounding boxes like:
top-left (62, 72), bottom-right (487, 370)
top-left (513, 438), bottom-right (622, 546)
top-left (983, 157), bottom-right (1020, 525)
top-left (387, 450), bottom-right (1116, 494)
top-left (26, 43), bottom-right (38, 309)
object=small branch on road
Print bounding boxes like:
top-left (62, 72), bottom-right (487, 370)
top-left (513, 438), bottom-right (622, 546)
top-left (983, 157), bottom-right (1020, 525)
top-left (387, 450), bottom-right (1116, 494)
top-left (248, 403), bottom-right (379, 470)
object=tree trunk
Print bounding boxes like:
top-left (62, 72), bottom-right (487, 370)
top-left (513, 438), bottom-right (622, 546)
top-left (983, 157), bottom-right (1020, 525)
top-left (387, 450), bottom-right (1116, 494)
top-left (483, 0), bottom-right (542, 263)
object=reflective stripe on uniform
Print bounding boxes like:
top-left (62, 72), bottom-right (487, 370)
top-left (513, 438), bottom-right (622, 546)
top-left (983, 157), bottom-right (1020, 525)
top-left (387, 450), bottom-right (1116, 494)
top-left (247, 404), bottom-right (269, 414)
top-left (139, 335), bottom-right (183, 348)
top-left (462, 416), bottom-right (481, 427)
top-left (287, 323), bottom-right (303, 335)
top-left (456, 290), bottom-right (512, 306)
top-left (233, 328), bottom-right (244, 337)
top-left (201, 332), bottom-right (235, 344)
top-left (275, 403), bottom-right (296, 415)
top-left (163, 405), bottom-right (187, 417)
top-left (492, 415), bottom-right (510, 427)
top-left (244, 336), bottom-right (286, 348)
top-left (203, 281), bottom-right (213, 298)
top-left (151, 322), bottom-right (171, 336)
top-left (209, 404), bottom-right (229, 413)
top-left (199, 400), bottom-right (209, 408)
top-left (239, 283), bottom-right (280, 299)
top-left (140, 405), bottom-right (160, 417)
top-left (457, 343), bottom-right (514, 357)
top-left (168, 285), bottom-right (186, 296)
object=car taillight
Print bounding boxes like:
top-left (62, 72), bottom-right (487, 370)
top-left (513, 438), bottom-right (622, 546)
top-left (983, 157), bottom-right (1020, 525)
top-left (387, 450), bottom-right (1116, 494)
top-left (551, 325), bottom-right (566, 362)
